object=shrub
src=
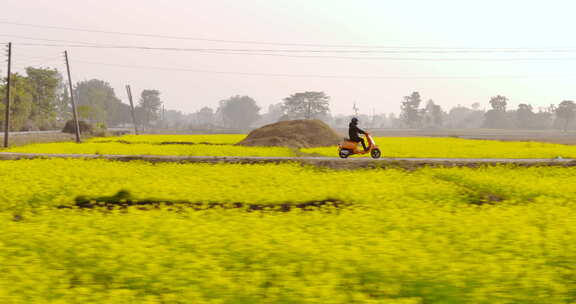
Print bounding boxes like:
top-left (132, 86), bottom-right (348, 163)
top-left (62, 120), bottom-right (93, 134)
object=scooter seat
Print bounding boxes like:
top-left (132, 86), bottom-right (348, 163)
top-left (340, 141), bottom-right (358, 150)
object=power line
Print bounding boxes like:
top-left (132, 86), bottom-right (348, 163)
top-left (0, 20), bottom-right (395, 48)
top-left (4, 35), bottom-right (576, 53)
top-left (5, 48), bottom-right (61, 58)
top-left (5, 57), bottom-right (576, 79)
top-left (10, 53), bottom-right (64, 66)
top-left (9, 42), bottom-right (576, 61)
top-left (13, 54), bottom-right (64, 61)
top-left (0, 34), bottom-right (102, 45)
top-left (68, 59), bottom-right (576, 79)
top-left (194, 50), bottom-right (576, 61)
top-left (5, 48), bottom-right (576, 79)
top-left (3, 20), bottom-right (576, 50)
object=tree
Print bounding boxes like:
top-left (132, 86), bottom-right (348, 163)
top-left (195, 107), bottom-right (215, 125)
top-left (555, 100), bottom-right (576, 132)
top-left (400, 92), bottom-right (422, 128)
top-left (282, 91), bottom-right (330, 120)
top-left (422, 99), bottom-right (444, 128)
top-left (75, 79), bottom-right (129, 126)
top-left (218, 95), bottom-right (260, 128)
top-left (387, 113), bottom-right (402, 128)
top-left (55, 85), bottom-right (71, 123)
top-left (446, 105), bottom-right (484, 129)
top-left (158, 109), bottom-right (187, 128)
top-left (483, 95), bottom-right (511, 128)
top-left (138, 90), bottom-right (162, 127)
top-left (255, 102), bottom-right (286, 126)
top-left (25, 67), bottom-right (62, 130)
top-left (532, 109), bottom-right (553, 130)
top-left (0, 73), bottom-right (34, 131)
top-left (489, 95), bottom-right (507, 111)
top-left (77, 105), bottom-right (97, 122)
top-left (267, 103), bottom-right (285, 122)
top-left (371, 113), bottom-right (389, 128)
top-left (516, 103), bottom-right (536, 129)
top-left (332, 114), bottom-right (352, 128)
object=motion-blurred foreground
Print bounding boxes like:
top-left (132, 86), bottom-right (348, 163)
top-left (0, 134), bottom-right (575, 303)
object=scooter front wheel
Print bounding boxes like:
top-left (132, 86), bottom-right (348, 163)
top-left (370, 148), bottom-right (381, 159)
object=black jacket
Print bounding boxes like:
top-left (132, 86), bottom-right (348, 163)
top-left (348, 122), bottom-right (366, 141)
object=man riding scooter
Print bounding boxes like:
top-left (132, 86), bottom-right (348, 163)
top-left (338, 117), bottom-right (381, 158)
top-left (348, 117), bottom-right (368, 152)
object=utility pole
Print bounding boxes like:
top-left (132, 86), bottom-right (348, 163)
top-left (353, 102), bottom-right (359, 117)
top-left (3, 42), bottom-right (12, 148)
top-left (64, 51), bottom-right (81, 143)
top-left (125, 85), bottom-right (139, 135)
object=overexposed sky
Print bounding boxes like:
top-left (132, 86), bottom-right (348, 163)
top-left (2, 0), bottom-right (576, 115)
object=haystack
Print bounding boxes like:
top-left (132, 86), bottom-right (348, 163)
top-left (237, 119), bottom-right (341, 148)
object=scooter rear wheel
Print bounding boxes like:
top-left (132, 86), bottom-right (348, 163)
top-left (339, 149), bottom-right (351, 158)
top-left (370, 148), bottom-right (381, 159)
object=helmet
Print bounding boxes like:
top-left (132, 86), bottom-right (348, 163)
top-left (351, 117), bottom-right (358, 123)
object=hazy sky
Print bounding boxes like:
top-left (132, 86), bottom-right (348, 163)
top-left (2, 0), bottom-right (576, 115)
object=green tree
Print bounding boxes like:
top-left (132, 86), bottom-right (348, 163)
top-left (446, 105), bottom-right (485, 129)
top-left (483, 95), bottom-right (512, 128)
top-left (489, 95), bottom-right (507, 111)
top-left (163, 109), bottom-right (187, 128)
top-left (422, 99), bottom-right (444, 128)
top-left (56, 85), bottom-right (71, 123)
top-left (400, 92), bottom-right (422, 128)
top-left (138, 90), bottom-right (162, 127)
top-left (0, 73), bottom-right (34, 131)
top-left (76, 79), bottom-right (130, 126)
top-left (261, 102), bottom-right (285, 124)
top-left (25, 67), bottom-right (62, 130)
top-left (532, 108), bottom-right (553, 130)
top-left (218, 95), bottom-right (260, 128)
top-left (195, 107), bottom-right (215, 125)
top-left (282, 91), bottom-right (330, 120)
top-left (555, 100), bottom-right (576, 132)
top-left (516, 103), bottom-right (536, 129)
top-left (77, 105), bottom-right (97, 122)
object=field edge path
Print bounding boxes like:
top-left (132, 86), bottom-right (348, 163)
top-left (1, 152), bottom-right (575, 169)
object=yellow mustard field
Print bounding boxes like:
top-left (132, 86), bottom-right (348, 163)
top-left (89, 134), bottom-right (246, 145)
top-left (2, 142), bottom-right (295, 157)
top-left (3, 134), bottom-right (576, 158)
top-left (0, 159), bottom-right (575, 303)
top-left (304, 137), bottom-right (576, 159)
top-left (3, 134), bottom-right (296, 157)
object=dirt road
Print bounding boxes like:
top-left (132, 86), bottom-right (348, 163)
top-left (1, 152), bottom-right (574, 169)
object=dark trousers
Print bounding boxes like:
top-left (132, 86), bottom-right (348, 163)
top-left (351, 138), bottom-right (367, 150)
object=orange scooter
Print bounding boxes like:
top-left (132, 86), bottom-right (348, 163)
top-left (338, 132), bottom-right (381, 159)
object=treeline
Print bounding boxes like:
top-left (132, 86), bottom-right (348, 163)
top-left (189, 91), bottom-right (576, 132)
top-left (186, 92), bottom-right (331, 129)
top-left (75, 79), bottom-right (163, 129)
top-left (0, 67), bottom-right (164, 131)
top-left (393, 92), bottom-right (575, 131)
top-left (0, 68), bottom-right (68, 131)
top-left (3, 67), bottom-right (575, 132)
